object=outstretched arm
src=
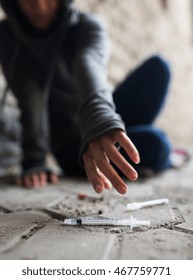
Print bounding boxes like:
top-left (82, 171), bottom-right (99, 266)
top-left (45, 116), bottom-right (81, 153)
top-left (72, 14), bottom-right (139, 193)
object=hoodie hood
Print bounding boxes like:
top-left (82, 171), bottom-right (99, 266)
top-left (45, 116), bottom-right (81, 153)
top-left (0, 0), bottom-right (74, 38)
top-left (0, 0), bottom-right (74, 18)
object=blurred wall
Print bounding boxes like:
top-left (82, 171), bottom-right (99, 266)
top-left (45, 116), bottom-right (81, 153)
top-left (1, 0), bottom-right (193, 146)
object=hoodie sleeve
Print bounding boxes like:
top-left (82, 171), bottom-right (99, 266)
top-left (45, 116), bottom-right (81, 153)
top-left (72, 13), bottom-right (125, 165)
top-left (11, 71), bottom-right (49, 173)
top-left (0, 20), bottom-right (49, 174)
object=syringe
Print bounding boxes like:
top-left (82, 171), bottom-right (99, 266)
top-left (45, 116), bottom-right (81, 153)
top-left (64, 215), bottom-right (150, 229)
top-left (126, 198), bottom-right (169, 211)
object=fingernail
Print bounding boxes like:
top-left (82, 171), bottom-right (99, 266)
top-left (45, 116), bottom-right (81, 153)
top-left (119, 185), bottom-right (128, 194)
top-left (95, 184), bottom-right (103, 193)
top-left (131, 172), bottom-right (138, 181)
top-left (135, 155), bottom-right (140, 164)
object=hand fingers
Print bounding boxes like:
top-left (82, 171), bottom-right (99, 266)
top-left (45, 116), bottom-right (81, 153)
top-left (39, 172), bottom-right (47, 187)
top-left (31, 174), bottom-right (41, 188)
top-left (23, 175), bottom-right (34, 188)
top-left (90, 145), bottom-right (128, 194)
top-left (47, 173), bottom-right (59, 184)
top-left (98, 171), bottom-right (112, 190)
top-left (85, 141), bottom-right (128, 194)
top-left (97, 156), bottom-right (128, 194)
top-left (115, 131), bottom-right (140, 164)
top-left (83, 130), bottom-right (140, 194)
top-left (16, 172), bottom-right (48, 188)
top-left (83, 153), bottom-right (105, 193)
top-left (24, 173), bottom-right (46, 188)
top-left (103, 143), bottom-right (138, 181)
top-left (83, 154), bottom-right (112, 192)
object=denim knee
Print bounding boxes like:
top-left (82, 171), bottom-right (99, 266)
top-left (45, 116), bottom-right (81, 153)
top-left (145, 55), bottom-right (171, 84)
top-left (147, 128), bottom-right (172, 171)
top-left (126, 125), bottom-right (172, 172)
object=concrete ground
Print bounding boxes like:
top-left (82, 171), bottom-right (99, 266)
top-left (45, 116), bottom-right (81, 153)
top-left (0, 149), bottom-right (193, 260)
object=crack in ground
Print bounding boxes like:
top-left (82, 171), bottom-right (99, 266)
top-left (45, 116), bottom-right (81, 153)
top-left (166, 225), bottom-right (193, 235)
top-left (0, 206), bottom-right (12, 213)
top-left (21, 224), bottom-right (46, 240)
top-left (1, 224), bottom-right (46, 254)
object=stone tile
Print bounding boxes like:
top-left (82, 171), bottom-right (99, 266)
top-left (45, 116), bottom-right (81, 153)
top-left (45, 192), bottom-right (114, 219)
top-left (118, 228), bottom-right (193, 260)
top-left (174, 204), bottom-right (193, 233)
top-left (1, 221), bottom-right (118, 260)
top-left (0, 181), bottom-right (77, 211)
top-left (0, 211), bottom-right (51, 255)
top-left (155, 187), bottom-right (193, 205)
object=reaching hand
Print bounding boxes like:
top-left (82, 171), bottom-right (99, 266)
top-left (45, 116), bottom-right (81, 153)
top-left (83, 129), bottom-right (140, 194)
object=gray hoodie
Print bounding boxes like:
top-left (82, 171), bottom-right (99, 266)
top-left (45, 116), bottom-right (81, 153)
top-left (0, 0), bottom-right (125, 173)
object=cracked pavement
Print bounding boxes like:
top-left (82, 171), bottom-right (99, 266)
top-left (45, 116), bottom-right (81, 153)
top-left (0, 152), bottom-right (193, 260)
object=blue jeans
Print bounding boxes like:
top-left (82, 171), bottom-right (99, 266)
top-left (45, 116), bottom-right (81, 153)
top-left (113, 55), bottom-right (172, 172)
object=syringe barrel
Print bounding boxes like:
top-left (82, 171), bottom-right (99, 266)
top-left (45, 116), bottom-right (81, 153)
top-left (81, 219), bottom-right (118, 225)
top-left (132, 220), bottom-right (150, 227)
top-left (64, 218), bottom-right (119, 225)
top-left (140, 198), bottom-right (169, 207)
